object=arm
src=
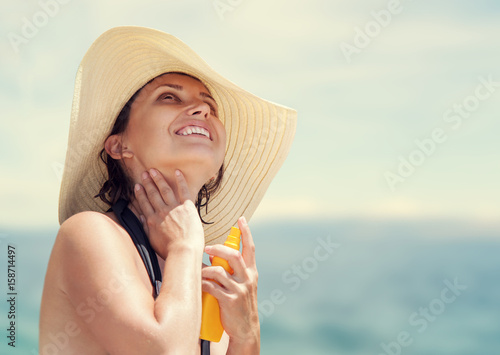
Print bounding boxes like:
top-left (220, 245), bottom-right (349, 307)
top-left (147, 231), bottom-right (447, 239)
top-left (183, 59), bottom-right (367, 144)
top-left (60, 169), bottom-right (204, 354)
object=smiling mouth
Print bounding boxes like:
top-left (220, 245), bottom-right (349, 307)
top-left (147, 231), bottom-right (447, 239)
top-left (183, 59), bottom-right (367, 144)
top-left (175, 125), bottom-right (211, 140)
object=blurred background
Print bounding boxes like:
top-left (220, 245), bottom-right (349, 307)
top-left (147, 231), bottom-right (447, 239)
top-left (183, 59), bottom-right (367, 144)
top-left (1, 0), bottom-right (499, 354)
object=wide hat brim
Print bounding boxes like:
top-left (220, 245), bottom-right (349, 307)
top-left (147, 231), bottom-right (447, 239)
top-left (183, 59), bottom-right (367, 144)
top-left (58, 26), bottom-right (297, 245)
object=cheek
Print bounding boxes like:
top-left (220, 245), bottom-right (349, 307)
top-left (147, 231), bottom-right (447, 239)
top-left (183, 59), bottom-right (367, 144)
top-left (125, 120), bottom-right (169, 159)
top-left (131, 109), bottom-right (167, 140)
top-left (218, 124), bottom-right (227, 157)
top-left (217, 121), bottom-right (227, 146)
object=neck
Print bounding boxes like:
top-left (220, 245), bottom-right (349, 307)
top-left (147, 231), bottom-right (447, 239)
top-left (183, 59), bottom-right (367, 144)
top-left (127, 198), bottom-right (145, 222)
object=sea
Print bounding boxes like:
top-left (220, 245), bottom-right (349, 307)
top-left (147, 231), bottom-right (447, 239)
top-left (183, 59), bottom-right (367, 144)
top-left (1, 219), bottom-right (499, 355)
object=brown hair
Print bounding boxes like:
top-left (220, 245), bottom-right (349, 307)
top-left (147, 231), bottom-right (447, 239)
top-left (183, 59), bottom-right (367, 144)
top-left (94, 73), bottom-right (224, 224)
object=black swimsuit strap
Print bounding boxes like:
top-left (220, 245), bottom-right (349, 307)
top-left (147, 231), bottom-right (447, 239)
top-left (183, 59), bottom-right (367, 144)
top-left (110, 198), bottom-right (162, 297)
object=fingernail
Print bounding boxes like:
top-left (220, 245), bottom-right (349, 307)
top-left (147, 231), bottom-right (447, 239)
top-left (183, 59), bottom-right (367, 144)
top-left (149, 169), bottom-right (157, 177)
top-left (240, 216), bottom-right (247, 225)
top-left (205, 246), bottom-right (212, 252)
top-left (142, 171), bottom-right (149, 180)
top-left (140, 215), bottom-right (145, 224)
top-left (175, 169), bottom-right (181, 177)
top-left (134, 183), bottom-right (141, 191)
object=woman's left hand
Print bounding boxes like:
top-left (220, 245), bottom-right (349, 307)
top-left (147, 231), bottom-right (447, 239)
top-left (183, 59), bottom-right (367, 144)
top-left (202, 216), bottom-right (260, 352)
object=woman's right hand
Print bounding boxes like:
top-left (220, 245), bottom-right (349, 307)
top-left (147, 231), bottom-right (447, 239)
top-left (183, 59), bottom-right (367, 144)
top-left (133, 168), bottom-right (205, 258)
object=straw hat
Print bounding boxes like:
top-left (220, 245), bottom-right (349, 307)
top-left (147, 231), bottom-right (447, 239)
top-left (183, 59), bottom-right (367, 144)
top-left (58, 26), bottom-right (297, 245)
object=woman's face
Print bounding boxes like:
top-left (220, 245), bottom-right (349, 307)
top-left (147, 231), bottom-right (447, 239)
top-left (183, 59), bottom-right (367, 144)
top-left (121, 73), bottom-right (226, 190)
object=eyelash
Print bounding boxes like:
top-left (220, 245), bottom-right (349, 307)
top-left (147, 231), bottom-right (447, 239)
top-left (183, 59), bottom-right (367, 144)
top-left (158, 92), bottom-right (217, 115)
top-left (207, 103), bottom-right (217, 115)
top-left (159, 93), bottom-right (179, 102)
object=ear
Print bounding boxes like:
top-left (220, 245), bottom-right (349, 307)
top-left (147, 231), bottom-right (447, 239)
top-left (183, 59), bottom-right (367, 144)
top-left (104, 134), bottom-right (134, 159)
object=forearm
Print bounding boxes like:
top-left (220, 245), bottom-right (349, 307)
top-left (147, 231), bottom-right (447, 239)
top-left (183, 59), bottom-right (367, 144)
top-left (226, 317), bottom-right (260, 355)
top-left (154, 245), bottom-right (203, 351)
top-left (226, 332), bottom-right (260, 355)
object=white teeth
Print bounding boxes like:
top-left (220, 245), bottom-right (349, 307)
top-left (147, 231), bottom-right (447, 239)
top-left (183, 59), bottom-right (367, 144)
top-left (178, 126), bottom-right (210, 139)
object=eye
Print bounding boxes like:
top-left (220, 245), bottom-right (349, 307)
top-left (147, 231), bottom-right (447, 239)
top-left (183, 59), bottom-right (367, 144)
top-left (158, 92), bottom-right (179, 102)
top-left (206, 102), bottom-right (218, 117)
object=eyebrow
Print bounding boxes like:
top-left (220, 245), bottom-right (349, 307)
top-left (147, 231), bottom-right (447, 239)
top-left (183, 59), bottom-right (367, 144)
top-left (156, 83), bottom-right (217, 106)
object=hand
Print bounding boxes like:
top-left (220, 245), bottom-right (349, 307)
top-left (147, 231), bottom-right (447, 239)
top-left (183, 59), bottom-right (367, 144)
top-left (202, 217), bottom-right (260, 350)
top-left (133, 168), bottom-right (205, 258)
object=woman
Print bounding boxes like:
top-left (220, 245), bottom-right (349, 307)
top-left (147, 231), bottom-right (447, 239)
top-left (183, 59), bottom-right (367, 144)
top-left (40, 26), bottom-right (296, 354)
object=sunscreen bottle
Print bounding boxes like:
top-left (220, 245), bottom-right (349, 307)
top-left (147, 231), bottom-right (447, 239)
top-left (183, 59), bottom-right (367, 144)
top-left (200, 226), bottom-right (241, 342)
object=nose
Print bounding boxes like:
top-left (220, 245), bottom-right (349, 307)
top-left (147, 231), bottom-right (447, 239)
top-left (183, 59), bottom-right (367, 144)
top-left (187, 99), bottom-right (211, 119)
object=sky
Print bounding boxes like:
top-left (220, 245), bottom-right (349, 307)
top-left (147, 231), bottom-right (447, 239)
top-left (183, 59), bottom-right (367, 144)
top-left (0, 0), bottom-right (499, 229)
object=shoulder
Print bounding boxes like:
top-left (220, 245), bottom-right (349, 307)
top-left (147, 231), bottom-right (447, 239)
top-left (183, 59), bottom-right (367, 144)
top-left (57, 210), bottom-right (126, 247)
top-left (59, 210), bottom-right (119, 236)
top-left (54, 211), bottom-right (142, 293)
top-left (55, 210), bottom-right (135, 269)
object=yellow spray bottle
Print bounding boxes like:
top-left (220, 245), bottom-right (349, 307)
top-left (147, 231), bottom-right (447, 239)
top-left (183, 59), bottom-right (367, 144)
top-left (200, 226), bottom-right (241, 342)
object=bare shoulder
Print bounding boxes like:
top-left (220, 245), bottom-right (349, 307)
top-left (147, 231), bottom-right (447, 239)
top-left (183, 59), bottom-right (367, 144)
top-left (59, 210), bottom-right (120, 239)
top-left (54, 211), bottom-right (137, 286)
top-left (56, 211), bottom-right (129, 252)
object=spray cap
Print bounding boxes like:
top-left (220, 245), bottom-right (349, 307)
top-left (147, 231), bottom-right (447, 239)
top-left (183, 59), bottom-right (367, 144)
top-left (225, 227), bottom-right (241, 250)
top-left (230, 226), bottom-right (241, 237)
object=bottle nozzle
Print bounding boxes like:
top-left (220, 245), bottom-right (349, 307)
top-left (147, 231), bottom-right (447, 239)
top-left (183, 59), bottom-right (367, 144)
top-left (225, 227), bottom-right (241, 248)
top-left (230, 226), bottom-right (241, 238)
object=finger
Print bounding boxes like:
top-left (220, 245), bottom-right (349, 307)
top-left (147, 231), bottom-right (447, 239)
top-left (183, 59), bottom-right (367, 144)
top-left (202, 266), bottom-right (235, 291)
top-left (174, 169), bottom-right (193, 203)
top-left (133, 183), bottom-right (154, 218)
top-left (149, 168), bottom-right (177, 206)
top-left (141, 171), bottom-right (166, 211)
top-left (139, 215), bottom-right (149, 235)
top-left (201, 279), bottom-right (230, 301)
top-left (204, 245), bottom-right (247, 282)
top-left (238, 216), bottom-right (256, 269)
